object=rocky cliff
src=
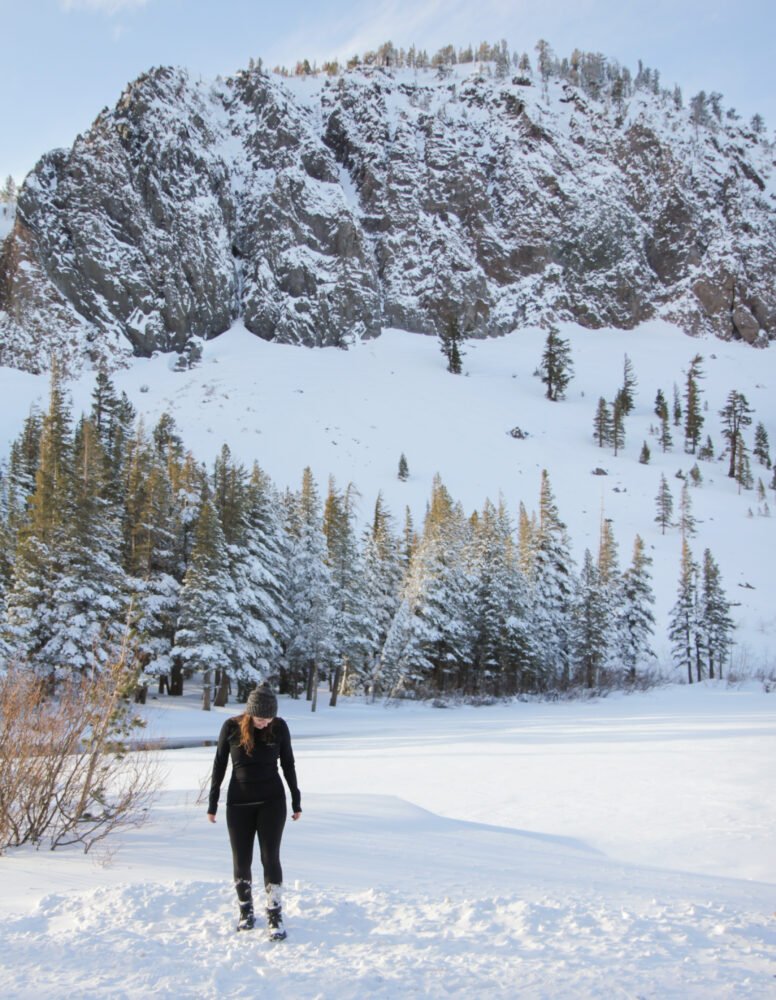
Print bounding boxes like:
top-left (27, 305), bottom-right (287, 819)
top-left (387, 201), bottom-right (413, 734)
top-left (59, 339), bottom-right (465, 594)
top-left (1, 60), bottom-right (774, 372)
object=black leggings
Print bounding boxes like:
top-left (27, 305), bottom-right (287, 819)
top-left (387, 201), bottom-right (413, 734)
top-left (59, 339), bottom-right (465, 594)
top-left (226, 798), bottom-right (287, 895)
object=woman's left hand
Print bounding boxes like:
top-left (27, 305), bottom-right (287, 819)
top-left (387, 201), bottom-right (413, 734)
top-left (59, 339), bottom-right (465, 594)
top-left (292, 812), bottom-right (301, 821)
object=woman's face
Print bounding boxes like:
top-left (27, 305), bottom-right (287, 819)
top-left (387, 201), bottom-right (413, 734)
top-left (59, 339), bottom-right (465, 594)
top-left (252, 716), bottom-right (273, 729)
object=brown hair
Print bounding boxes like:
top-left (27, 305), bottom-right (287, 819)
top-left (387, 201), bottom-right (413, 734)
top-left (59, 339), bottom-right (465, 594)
top-left (237, 713), bottom-right (277, 753)
top-left (238, 713), bottom-right (255, 754)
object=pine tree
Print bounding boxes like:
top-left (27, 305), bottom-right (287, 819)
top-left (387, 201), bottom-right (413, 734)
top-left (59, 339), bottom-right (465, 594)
top-left (734, 437), bottom-right (754, 492)
top-left (517, 501), bottom-right (537, 580)
top-left (4, 364), bottom-right (73, 674)
top-left (41, 418), bottom-right (128, 674)
top-left (532, 470), bottom-right (575, 688)
top-left (639, 441), bottom-right (650, 464)
top-left (658, 411), bottom-right (673, 452)
top-left (0, 175), bottom-right (17, 203)
top-left (398, 453), bottom-right (409, 481)
top-left (4, 408), bottom-right (42, 541)
top-left (172, 494), bottom-right (238, 711)
top-left (324, 479), bottom-right (371, 705)
top-left (654, 475), bottom-right (673, 534)
top-left (285, 468), bottom-right (335, 709)
top-left (753, 422), bottom-right (771, 468)
top-left (678, 481), bottom-right (697, 537)
top-left (672, 384), bottom-right (682, 427)
top-left (720, 390), bottom-right (753, 480)
top-left (697, 435), bottom-right (714, 461)
top-left (573, 550), bottom-right (607, 688)
top-left (236, 462), bottom-right (291, 690)
top-left (400, 506), bottom-right (417, 577)
top-left (593, 398), bottom-right (612, 448)
top-left (619, 535), bottom-right (655, 681)
top-left (398, 475), bottom-right (474, 694)
top-left (363, 495), bottom-right (402, 699)
top-left (699, 549), bottom-right (734, 679)
top-left (540, 327), bottom-right (574, 401)
top-left (669, 539), bottom-right (700, 684)
top-left (465, 499), bottom-right (532, 695)
top-left (620, 354), bottom-right (638, 414)
top-left (654, 389), bottom-right (668, 422)
top-left (612, 390), bottom-right (627, 456)
top-left (683, 354), bottom-right (704, 454)
top-left (439, 317), bottom-right (465, 374)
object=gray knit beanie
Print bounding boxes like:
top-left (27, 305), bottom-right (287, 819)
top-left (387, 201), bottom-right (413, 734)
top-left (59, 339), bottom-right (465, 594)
top-left (245, 682), bottom-right (277, 719)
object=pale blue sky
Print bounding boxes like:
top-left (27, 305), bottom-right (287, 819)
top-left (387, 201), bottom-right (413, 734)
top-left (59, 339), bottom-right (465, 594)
top-left (2, 0), bottom-right (774, 182)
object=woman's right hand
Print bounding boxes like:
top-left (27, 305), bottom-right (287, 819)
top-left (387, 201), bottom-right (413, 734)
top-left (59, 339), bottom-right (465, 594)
top-left (207, 813), bottom-right (216, 823)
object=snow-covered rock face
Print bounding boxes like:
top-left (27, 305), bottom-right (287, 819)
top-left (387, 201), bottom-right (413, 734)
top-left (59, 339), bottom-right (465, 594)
top-left (0, 63), bottom-right (774, 373)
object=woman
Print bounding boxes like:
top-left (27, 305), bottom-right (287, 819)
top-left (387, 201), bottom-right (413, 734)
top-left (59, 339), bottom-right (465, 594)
top-left (207, 682), bottom-right (302, 938)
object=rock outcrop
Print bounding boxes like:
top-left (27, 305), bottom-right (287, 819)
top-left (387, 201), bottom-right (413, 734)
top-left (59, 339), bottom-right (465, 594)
top-left (0, 62), bottom-right (774, 372)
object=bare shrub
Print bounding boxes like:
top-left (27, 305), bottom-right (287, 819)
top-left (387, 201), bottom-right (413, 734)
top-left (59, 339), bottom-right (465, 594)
top-left (0, 637), bottom-right (159, 853)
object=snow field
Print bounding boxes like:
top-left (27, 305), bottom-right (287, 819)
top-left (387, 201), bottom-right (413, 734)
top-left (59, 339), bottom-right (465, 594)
top-left (1, 874), bottom-right (773, 999)
top-left (1, 686), bottom-right (774, 998)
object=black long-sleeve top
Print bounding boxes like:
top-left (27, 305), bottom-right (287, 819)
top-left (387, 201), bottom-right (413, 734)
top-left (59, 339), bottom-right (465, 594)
top-left (208, 716), bottom-right (301, 816)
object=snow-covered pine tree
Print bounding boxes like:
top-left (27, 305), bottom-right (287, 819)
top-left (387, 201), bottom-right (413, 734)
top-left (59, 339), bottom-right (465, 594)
top-left (618, 535), bottom-right (655, 681)
top-left (170, 450), bottom-right (207, 580)
top-left (669, 538), bottom-right (700, 684)
top-left (40, 417), bottom-right (128, 675)
top-left (400, 505), bottom-right (418, 577)
top-left (284, 468), bottom-right (335, 708)
top-left (517, 501), bottom-right (537, 579)
top-left (573, 549), bottom-right (607, 688)
top-left (465, 498), bottom-right (532, 694)
top-left (397, 475), bottom-right (475, 695)
top-left (227, 463), bottom-right (290, 700)
top-left (5, 408), bottom-right (42, 538)
top-left (211, 445), bottom-right (267, 704)
top-left (683, 354), bottom-right (704, 454)
top-left (532, 470), bottom-right (576, 688)
top-left (596, 515), bottom-right (623, 675)
top-left (324, 478), bottom-right (372, 705)
top-left (362, 494), bottom-right (402, 700)
top-left (92, 373), bottom-right (136, 506)
top-left (4, 363), bottom-right (73, 675)
top-left (171, 492), bottom-right (239, 711)
top-left (699, 548), bottom-right (734, 680)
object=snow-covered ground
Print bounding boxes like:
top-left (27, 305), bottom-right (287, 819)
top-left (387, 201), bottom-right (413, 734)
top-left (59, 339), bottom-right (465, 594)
top-left (1, 319), bottom-right (774, 668)
top-left (1, 685), bottom-right (774, 998)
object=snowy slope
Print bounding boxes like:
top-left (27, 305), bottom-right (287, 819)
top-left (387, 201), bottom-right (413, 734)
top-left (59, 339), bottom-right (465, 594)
top-left (0, 687), bottom-right (774, 999)
top-left (1, 317), bottom-right (773, 670)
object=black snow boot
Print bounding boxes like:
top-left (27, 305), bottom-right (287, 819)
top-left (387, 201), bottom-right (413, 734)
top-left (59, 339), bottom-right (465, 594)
top-left (266, 883), bottom-right (287, 941)
top-left (235, 879), bottom-right (255, 931)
